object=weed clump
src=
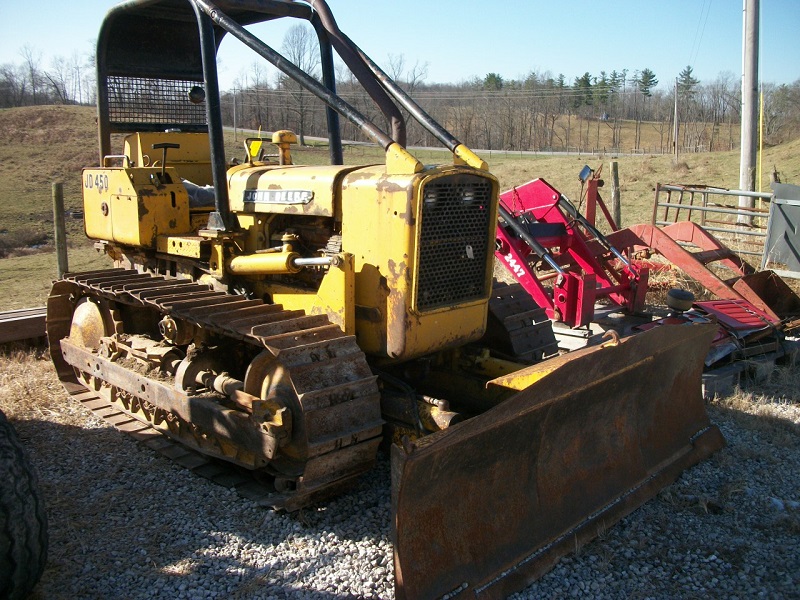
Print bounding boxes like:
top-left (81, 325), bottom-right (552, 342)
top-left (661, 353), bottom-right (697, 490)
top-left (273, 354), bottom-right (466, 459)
top-left (671, 160), bottom-right (690, 175)
top-left (0, 228), bottom-right (51, 258)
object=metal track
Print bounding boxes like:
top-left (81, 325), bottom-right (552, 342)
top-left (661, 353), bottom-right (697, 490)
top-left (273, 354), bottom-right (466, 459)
top-left (485, 282), bottom-right (558, 361)
top-left (63, 386), bottom-right (283, 505)
top-left (46, 269), bottom-right (383, 511)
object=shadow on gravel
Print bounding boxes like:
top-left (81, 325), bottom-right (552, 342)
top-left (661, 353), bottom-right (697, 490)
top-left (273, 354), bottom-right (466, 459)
top-left (710, 403), bottom-right (800, 437)
top-left (12, 417), bottom-right (394, 600)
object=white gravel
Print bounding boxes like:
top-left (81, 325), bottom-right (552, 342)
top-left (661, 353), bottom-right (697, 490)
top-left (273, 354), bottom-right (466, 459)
top-left (6, 366), bottom-right (799, 599)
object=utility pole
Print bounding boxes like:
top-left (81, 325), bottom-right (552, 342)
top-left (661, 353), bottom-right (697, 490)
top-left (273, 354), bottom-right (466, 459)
top-left (738, 0), bottom-right (759, 224)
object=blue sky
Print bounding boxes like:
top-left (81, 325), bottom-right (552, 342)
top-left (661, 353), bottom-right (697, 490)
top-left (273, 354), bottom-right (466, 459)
top-left (1, 0), bottom-right (797, 91)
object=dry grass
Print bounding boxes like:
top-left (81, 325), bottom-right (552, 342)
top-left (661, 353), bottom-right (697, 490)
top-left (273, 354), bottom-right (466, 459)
top-left (0, 244), bottom-right (108, 309)
top-left (0, 106), bottom-right (97, 233)
top-left (0, 228), bottom-right (50, 258)
top-left (0, 348), bottom-right (87, 426)
top-left (707, 362), bottom-right (799, 479)
top-left (488, 136), bottom-right (800, 228)
top-left (642, 260), bottom-right (715, 307)
top-left (714, 365), bottom-right (800, 425)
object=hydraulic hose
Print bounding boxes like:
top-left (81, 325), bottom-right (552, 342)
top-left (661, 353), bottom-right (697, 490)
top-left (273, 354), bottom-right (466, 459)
top-left (558, 195), bottom-right (635, 271)
top-left (498, 205), bottom-right (565, 275)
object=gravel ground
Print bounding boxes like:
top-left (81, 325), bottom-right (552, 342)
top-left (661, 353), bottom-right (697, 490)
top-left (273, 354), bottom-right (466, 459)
top-left (2, 350), bottom-right (799, 599)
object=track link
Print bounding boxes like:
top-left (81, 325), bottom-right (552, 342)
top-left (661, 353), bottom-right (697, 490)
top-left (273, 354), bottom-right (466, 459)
top-left (485, 281), bottom-right (558, 361)
top-left (47, 269), bottom-right (383, 511)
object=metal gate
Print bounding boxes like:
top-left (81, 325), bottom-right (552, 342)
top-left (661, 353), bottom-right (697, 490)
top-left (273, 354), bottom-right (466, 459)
top-left (652, 184), bottom-right (772, 259)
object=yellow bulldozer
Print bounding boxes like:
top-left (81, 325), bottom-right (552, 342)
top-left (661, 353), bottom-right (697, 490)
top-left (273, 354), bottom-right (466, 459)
top-left (46, 1), bottom-right (724, 597)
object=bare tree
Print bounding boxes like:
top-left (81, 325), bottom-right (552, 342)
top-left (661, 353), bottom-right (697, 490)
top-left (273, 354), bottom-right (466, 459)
top-left (45, 56), bottom-right (71, 104)
top-left (386, 53), bottom-right (429, 144)
top-left (20, 45), bottom-right (43, 105)
top-left (649, 90), bottom-right (671, 152)
top-left (279, 24), bottom-right (321, 145)
top-left (229, 61), bottom-right (273, 133)
top-left (68, 50), bottom-right (92, 104)
top-left (386, 54), bottom-right (406, 82)
top-left (249, 62), bottom-right (271, 131)
top-left (763, 80), bottom-right (800, 143)
top-left (0, 63), bottom-right (28, 107)
top-left (705, 74), bottom-right (735, 151)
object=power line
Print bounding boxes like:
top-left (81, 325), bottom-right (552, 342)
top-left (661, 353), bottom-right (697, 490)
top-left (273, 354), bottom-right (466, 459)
top-left (688, 0), bottom-right (713, 70)
top-left (227, 87), bottom-right (657, 104)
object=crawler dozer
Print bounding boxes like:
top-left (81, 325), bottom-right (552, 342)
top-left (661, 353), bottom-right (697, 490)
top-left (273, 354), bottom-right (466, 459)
top-left (47, 1), bottom-right (724, 597)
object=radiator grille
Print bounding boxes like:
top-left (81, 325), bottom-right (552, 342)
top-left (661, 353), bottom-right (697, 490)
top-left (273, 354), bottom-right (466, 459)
top-left (107, 76), bottom-right (207, 128)
top-left (416, 174), bottom-right (494, 311)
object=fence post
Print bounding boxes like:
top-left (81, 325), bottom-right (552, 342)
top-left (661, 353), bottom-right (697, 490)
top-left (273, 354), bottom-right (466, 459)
top-left (52, 182), bottom-right (69, 278)
top-left (610, 161), bottom-right (621, 227)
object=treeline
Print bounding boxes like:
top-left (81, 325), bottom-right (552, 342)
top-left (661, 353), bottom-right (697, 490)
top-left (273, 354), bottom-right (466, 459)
top-left (3, 38), bottom-right (799, 154)
top-left (220, 26), bottom-right (800, 154)
top-left (222, 65), bottom-right (800, 154)
top-left (0, 46), bottom-right (95, 107)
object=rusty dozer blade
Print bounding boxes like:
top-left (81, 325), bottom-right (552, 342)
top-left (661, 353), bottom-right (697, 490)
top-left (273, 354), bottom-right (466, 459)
top-left (392, 323), bottom-right (723, 599)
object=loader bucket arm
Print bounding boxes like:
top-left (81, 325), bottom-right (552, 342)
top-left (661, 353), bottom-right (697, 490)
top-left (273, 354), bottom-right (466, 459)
top-left (393, 323), bottom-right (723, 599)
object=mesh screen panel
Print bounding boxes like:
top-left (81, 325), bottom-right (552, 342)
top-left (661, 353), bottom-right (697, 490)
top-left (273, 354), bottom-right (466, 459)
top-left (416, 174), bottom-right (494, 311)
top-left (107, 76), bottom-right (207, 127)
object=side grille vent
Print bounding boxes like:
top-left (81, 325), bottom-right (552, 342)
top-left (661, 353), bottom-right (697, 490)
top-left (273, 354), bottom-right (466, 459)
top-left (416, 174), bottom-right (494, 311)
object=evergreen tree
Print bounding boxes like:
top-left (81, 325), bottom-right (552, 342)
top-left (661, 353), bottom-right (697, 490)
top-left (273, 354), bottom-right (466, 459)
top-left (639, 68), bottom-right (658, 97)
top-left (572, 72), bottom-right (593, 108)
top-left (608, 69), bottom-right (623, 93)
top-left (523, 71), bottom-right (540, 89)
top-left (678, 65), bottom-right (699, 95)
top-left (483, 72), bottom-right (503, 91)
top-left (595, 71), bottom-right (610, 105)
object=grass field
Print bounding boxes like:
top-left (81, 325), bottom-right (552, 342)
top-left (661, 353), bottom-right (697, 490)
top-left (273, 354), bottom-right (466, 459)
top-left (1, 104), bottom-right (798, 309)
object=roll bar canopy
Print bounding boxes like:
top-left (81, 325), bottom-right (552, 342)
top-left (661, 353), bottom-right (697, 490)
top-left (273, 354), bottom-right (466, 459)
top-left (95, 0), bottom-right (482, 231)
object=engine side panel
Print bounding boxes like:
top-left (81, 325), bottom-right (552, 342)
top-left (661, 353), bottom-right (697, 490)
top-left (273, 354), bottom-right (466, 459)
top-left (83, 167), bottom-right (192, 248)
top-left (341, 166), bottom-right (498, 360)
top-left (224, 162), bottom-right (499, 362)
top-left (227, 163), bottom-right (362, 217)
